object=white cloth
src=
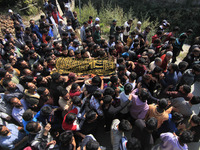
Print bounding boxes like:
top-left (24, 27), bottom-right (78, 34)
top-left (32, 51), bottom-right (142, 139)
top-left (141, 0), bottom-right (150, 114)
top-left (123, 21), bottom-right (130, 36)
top-left (49, 16), bottom-right (59, 39)
top-left (111, 119), bottom-right (124, 150)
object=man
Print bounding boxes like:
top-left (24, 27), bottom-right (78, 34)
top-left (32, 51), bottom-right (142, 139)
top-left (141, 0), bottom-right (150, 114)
top-left (149, 57), bottom-right (162, 71)
top-left (111, 119), bottom-right (132, 150)
top-left (0, 124), bottom-right (27, 149)
top-left (8, 9), bottom-right (25, 29)
top-left (171, 96), bottom-right (200, 117)
top-left (123, 19), bottom-right (133, 43)
top-left (26, 122), bottom-right (57, 149)
top-left (63, 4), bottom-right (74, 20)
top-left (10, 97), bottom-right (28, 125)
top-left (134, 21), bottom-right (142, 35)
top-left (110, 19), bottom-right (117, 36)
top-left (160, 51), bottom-right (173, 72)
top-left (68, 40), bottom-right (80, 52)
top-left (80, 22), bottom-right (88, 42)
top-left (158, 130), bottom-right (193, 150)
top-left (132, 117), bottom-right (157, 150)
top-left (93, 24), bottom-right (101, 45)
top-left (30, 19), bottom-right (42, 41)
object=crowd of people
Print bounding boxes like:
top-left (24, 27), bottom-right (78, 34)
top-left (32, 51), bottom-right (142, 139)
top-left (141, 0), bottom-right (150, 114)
top-left (0, 0), bottom-right (200, 150)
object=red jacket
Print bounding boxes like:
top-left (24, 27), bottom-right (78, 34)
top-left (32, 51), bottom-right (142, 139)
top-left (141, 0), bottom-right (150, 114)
top-left (62, 109), bottom-right (79, 131)
top-left (52, 11), bottom-right (63, 24)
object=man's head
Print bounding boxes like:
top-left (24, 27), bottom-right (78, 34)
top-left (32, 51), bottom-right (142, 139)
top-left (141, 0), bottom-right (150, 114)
top-left (86, 110), bottom-right (98, 123)
top-left (178, 61), bottom-right (188, 72)
top-left (192, 64), bottom-right (200, 75)
top-left (154, 57), bottom-right (162, 67)
top-left (41, 106), bottom-right (52, 116)
top-left (10, 97), bottom-right (22, 108)
top-left (158, 98), bottom-right (168, 110)
top-left (178, 84), bottom-right (191, 94)
top-left (118, 119), bottom-right (132, 132)
top-left (65, 113), bottom-right (77, 124)
top-left (138, 88), bottom-right (149, 102)
top-left (190, 96), bottom-right (200, 105)
top-left (26, 121), bottom-right (41, 134)
top-left (86, 140), bottom-right (100, 150)
top-left (0, 125), bottom-right (10, 136)
top-left (146, 117), bottom-right (158, 132)
top-left (59, 131), bottom-right (74, 146)
top-left (126, 137), bottom-right (141, 150)
top-left (179, 130), bottom-right (193, 144)
top-left (3, 80), bottom-right (16, 90)
top-left (124, 83), bottom-right (133, 95)
top-left (22, 109), bottom-right (34, 121)
top-left (165, 51), bottom-right (173, 61)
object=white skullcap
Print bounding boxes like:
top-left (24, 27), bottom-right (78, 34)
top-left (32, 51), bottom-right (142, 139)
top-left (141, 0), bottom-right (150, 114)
top-left (58, 19), bottom-right (63, 22)
top-left (65, 4), bottom-right (70, 8)
top-left (68, 26), bottom-right (72, 30)
top-left (137, 21), bottom-right (142, 25)
top-left (166, 51), bottom-right (173, 56)
top-left (8, 9), bottom-right (13, 13)
top-left (95, 17), bottom-right (100, 21)
top-left (95, 24), bottom-right (100, 29)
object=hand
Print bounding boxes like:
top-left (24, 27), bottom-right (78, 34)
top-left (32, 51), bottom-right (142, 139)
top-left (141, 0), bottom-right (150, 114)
top-left (128, 94), bottom-right (133, 101)
top-left (5, 116), bottom-right (12, 121)
top-left (46, 140), bottom-right (56, 147)
top-left (159, 73), bottom-right (165, 79)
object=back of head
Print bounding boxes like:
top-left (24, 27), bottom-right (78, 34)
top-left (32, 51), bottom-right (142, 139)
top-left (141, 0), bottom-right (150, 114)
top-left (86, 110), bottom-right (98, 122)
top-left (178, 61), bottom-right (188, 70)
top-left (71, 83), bottom-right (79, 91)
top-left (182, 84), bottom-right (191, 94)
top-left (92, 76), bottom-right (101, 86)
top-left (127, 137), bottom-right (141, 150)
top-left (72, 96), bottom-right (81, 105)
top-left (65, 113), bottom-right (76, 124)
top-left (138, 88), bottom-right (149, 102)
top-left (37, 87), bottom-right (46, 95)
top-left (118, 119), bottom-right (132, 132)
top-left (93, 90), bottom-right (102, 99)
top-left (103, 87), bottom-right (115, 96)
top-left (22, 109), bottom-right (33, 121)
top-left (146, 117), bottom-right (158, 131)
top-left (59, 131), bottom-right (73, 146)
top-left (51, 72), bottom-right (61, 81)
top-left (124, 83), bottom-right (133, 94)
top-left (190, 96), bottom-right (200, 105)
top-left (158, 98), bottom-right (168, 109)
top-left (103, 95), bottom-right (112, 104)
top-left (110, 75), bottom-right (118, 84)
top-left (172, 112), bottom-right (183, 122)
top-left (86, 140), bottom-right (100, 150)
top-left (192, 64), bottom-right (200, 72)
top-left (129, 72), bottom-right (137, 81)
top-left (179, 130), bottom-right (193, 144)
top-left (191, 115), bottom-right (200, 125)
top-left (26, 121), bottom-right (39, 133)
top-left (41, 106), bottom-right (52, 116)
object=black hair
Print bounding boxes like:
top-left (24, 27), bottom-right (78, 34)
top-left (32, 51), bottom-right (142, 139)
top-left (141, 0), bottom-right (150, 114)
top-left (51, 72), bottom-right (61, 81)
top-left (191, 115), bottom-right (200, 125)
top-left (153, 66), bottom-right (163, 73)
top-left (110, 75), bottom-right (118, 83)
top-left (190, 96), bottom-right (200, 105)
top-left (86, 110), bottom-right (97, 121)
top-left (0, 69), bottom-right (7, 78)
top-left (118, 65), bottom-right (126, 72)
top-left (22, 109), bottom-right (34, 121)
top-left (103, 95), bottom-right (112, 104)
top-left (182, 85), bottom-right (191, 94)
top-left (172, 112), bottom-right (183, 122)
top-left (61, 90), bottom-right (68, 97)
top-left (92, 76), bottom-right (101, 85)
top-left (156, 30), bottom-right (163, 35)
top-left (103, 87), bottom-right (115, 96)
top-left (138, 58), bottom-right (145, 64)
top-left (129, 72), bottom-right (137, 81)
top-left (117, 57), bottom-right (125, 64)
top-left (178, 61), bottom-right (188, 70)
top-left (158, 98), bottom-right (168, 109)
top-left (65, 113), bottom-right (76, 124)
top-left (179, 130), bottom-right (193, 143)
top-left (171, 63), bottom-right (178, 72)
top-left (124, 83), bottom-right (133, 94)
top-left (71, 83), bottom-right (79, 91)
top-left (72, 96), bottom-right (81, 105)
top-left (146, 117), bottom-right (158, 131)
top-left (138, 88), bottom-right (149, 102)
top-left (26, 121), bottom-right (39, 133)
top-left (0, 125), bottom-right (3, 132)
top-left (126, 137), bottom-right (141, 150)
top-left (41, 106), bottom-right (52, 116)
top-left (37, 87), bottom-right (46, 95)
top-left (193, 64), bottom-right (200, 72)
top-left (59, 131), bottom-right (73, 145)
top-left (86, 140), bottom-right (100, 150)
top-left (2, 79), bottom-right (11, 87)
top-left (118, 119), bottom-right (132, 131)
top-left (33, 62), bottom-right (40, 70)
top-left (93, 90), bottom-right (102, 99)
